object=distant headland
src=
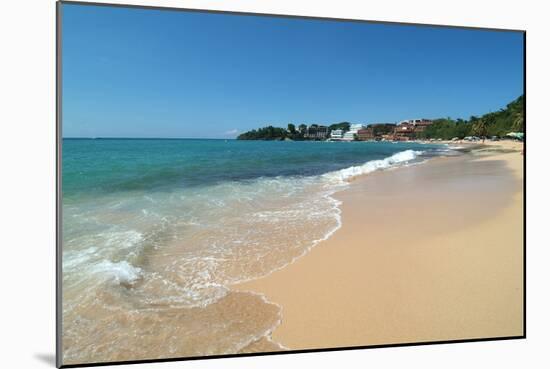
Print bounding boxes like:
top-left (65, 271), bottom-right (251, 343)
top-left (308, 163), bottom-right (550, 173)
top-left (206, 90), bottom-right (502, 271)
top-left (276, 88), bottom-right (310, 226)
top-left (237, 95), bottom-right (524, 142)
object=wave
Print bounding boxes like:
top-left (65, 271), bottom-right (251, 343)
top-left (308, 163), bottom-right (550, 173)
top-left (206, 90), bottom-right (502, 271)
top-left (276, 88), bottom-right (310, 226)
top-left (62, 145), bottom-right (451, 362)
top-left (89, 260), bottom-right (143, 286)
top-left (215, 149), bottom-right (428, 294)
top-left (63, 149), bottom-right (430, 302)
top-left (322, 149), bottom-right (423, 183)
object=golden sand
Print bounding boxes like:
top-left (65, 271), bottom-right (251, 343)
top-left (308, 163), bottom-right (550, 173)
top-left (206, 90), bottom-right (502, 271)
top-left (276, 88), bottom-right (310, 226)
top-left (235, 141), bottom-right (524, 350)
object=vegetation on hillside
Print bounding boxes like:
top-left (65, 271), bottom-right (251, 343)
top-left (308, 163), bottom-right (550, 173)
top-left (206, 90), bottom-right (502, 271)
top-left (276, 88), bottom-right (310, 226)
top-left (328, 122), bottom-right (351, 131)
top-left (236, 126), bottom-right (290, 140)
top-left (371, 124), bottom-right (395, 136)
top-left (418, 95), bottom-right (524, 140)
top-left (236, 95), bottom-right (524, 141)
top-left (237, 121), bottom-right (351, 140)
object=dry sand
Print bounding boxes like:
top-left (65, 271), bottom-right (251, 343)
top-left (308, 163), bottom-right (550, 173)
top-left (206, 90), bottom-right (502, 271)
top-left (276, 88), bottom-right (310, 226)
top-left (235, 141), bottom-right (524, 350)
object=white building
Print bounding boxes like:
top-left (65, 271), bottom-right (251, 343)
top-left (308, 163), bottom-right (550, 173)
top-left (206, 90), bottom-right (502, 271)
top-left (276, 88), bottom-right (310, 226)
top-left (330, 129), bottom-right (344, 140)
top-left (342, 124), bottom-right (366, 141)
top-left (399, 118), bottom-right (433, 126)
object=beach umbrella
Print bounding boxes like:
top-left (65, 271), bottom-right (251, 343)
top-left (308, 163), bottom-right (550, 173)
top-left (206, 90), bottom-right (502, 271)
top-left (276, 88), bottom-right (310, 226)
top-left (506, 132), bottom-right (524, 140)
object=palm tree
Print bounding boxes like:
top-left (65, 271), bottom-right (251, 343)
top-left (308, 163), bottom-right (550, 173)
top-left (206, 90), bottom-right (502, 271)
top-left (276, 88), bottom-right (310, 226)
top-left (512, 111), bottom-right (524, 132)
top-left (472, 117), bottom-right (488, 142)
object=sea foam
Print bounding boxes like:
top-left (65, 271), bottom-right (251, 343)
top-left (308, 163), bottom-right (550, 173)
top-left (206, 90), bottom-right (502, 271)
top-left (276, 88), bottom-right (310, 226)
top-left (62, 141), bottom-right (449, 363)
top-left (89, 260), bottom-right (143, 286)
top-left (322, 149), bottom-right (423, 183)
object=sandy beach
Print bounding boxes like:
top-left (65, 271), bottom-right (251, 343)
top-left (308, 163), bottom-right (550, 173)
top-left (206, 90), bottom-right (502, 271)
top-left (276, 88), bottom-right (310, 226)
top-left (235, 141), bottom-right (524, 350)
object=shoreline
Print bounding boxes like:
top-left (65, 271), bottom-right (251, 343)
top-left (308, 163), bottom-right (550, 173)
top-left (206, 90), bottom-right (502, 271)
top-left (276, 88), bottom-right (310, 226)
top-left (61, 141), bottom-right (446, 364)
top-left (234, 141), bottom-right (523, 350)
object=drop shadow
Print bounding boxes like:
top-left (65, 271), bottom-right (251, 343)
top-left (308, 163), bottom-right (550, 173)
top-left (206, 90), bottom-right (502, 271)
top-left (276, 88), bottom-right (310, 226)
top-left (34, 353), bottom-right (56, 366)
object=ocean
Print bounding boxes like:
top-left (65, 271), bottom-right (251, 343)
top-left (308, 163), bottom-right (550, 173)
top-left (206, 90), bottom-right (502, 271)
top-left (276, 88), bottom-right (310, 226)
top-left (61, 138), bottom-right (453, 363)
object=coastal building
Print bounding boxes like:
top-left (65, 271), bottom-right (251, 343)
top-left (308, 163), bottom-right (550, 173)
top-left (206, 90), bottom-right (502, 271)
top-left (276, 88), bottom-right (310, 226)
top-left (356, 128), bottom-right (374, 141)
top-left (342, 124), bottom-right (366, 141)
top-left (356, 123), bottom-right (396, 141)
top-left (330, 129), bottom-right (345, 140)
top-left (304, 125), bottom-right (329, 139)
top-left (412, 119), bottom-right (434, 134)
top-left (399, 118), bottom-right (432, 125)
top-left (393, 119), bottom-right (433, 140)
top-left (393, 122), bottom-right (415, 141)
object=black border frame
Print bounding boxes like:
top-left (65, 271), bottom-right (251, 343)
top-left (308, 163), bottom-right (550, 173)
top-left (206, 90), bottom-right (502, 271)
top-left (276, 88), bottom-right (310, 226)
top-left (55, 1), bottom-right (527, 367)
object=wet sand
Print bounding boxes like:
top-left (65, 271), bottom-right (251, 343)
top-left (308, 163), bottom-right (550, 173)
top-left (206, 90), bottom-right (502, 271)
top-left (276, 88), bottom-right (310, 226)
top-left (235, 142), bottom-right (524, 350)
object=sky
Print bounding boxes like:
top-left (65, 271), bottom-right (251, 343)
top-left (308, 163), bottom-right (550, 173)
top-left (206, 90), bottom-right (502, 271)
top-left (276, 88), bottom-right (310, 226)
top-left (61, 3), bottom-right (524, 139)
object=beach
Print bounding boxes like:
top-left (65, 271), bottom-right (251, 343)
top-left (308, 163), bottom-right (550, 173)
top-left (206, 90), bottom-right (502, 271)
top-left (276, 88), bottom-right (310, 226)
top-left (62, 139), bottom-right (443, 364)
top-left (57, 7), bottom-right (527, 365)
top-left (235, 141), bottom-right (524, 350)
top-left (61, 139), bottom-right (524, 364)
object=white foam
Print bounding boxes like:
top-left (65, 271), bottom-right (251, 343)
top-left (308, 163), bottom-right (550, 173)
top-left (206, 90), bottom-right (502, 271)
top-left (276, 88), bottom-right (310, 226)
top-left (63, 247), bottom-right (98, 270)
top-left (63, 148), bottom-right (427, 308)
top-left (322, 149), bottom-right (423, 183)
top-left (102, 230), bottom-right (143, 249)
top-left (90, 260), bottom-right (142, 285)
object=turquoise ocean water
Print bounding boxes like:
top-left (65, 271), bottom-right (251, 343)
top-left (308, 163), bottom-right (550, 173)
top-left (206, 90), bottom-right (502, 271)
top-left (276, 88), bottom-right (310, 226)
top-left (61, 138), bottom-right (452, 363)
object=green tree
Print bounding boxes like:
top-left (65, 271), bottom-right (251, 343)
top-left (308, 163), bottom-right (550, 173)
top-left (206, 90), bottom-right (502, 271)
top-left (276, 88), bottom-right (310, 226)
top-left (472, 117), bottom-right (489, 141)
top-left (328, 122), bottom-right (351, 132)
top-left (512, 111), bottom-right (525, 132)
top-left (237, 95), bottom-right (524, 141)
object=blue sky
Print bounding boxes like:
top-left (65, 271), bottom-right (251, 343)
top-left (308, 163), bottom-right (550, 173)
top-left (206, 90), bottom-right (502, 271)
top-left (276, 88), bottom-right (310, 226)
top-left (62, 3), bottom-right (524, 138)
